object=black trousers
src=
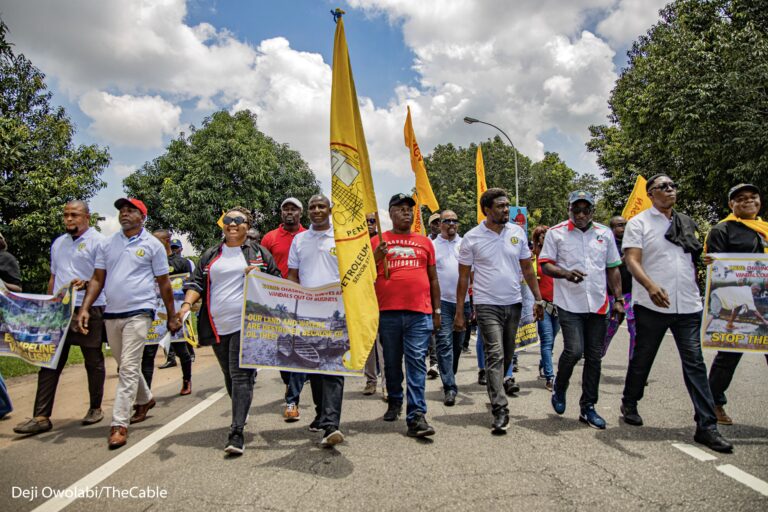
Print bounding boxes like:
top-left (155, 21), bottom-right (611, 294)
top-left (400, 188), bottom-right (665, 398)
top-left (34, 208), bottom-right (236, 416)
top-left (33, 341), bottom-right (105, 418)
top-left (708, 351), bottom-right (768, 406)
top-left (309, 374), bottom-right (344, 430)
top-left (142, 341), bottom-right (192, 388)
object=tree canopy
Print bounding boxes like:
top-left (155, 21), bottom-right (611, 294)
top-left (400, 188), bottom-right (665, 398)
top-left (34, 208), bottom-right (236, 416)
top-left (588, 0), bottom-right (768, 222)
top-left (123, 110), bottom-right (321, 252)
top-left (0, 20), bottom-right (109, 292)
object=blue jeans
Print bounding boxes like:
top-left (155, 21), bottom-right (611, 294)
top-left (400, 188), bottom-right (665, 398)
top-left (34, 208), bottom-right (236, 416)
top-left (475, 330), bottom-right (514, 378)
top-left (436, 300), bottom-right (470, 392)
top-left (537, 308), bottom-right (560, 379)
top-left (379, 311), bottom-right (433, 422)
top-left (285, 372), bottom-right (307, 405)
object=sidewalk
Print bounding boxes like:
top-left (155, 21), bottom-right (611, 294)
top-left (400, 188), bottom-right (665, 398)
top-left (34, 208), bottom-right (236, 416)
top-left (0, 347), bottom-right (220, 450)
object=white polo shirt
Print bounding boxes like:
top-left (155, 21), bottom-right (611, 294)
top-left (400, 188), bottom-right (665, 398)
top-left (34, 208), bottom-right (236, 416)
top-left (622, 206), bottom-right (702, 314)
top-left (96, 229), bottom-right (170, 314)
top-left (50, 227), bottom-right (106, 307)
top-left (288, 225), bottom-right (339, 288)
top-left (434, 234), bottom-right (467, 304)
top-left (458, 221), bottom-right (531, 306)
top-left (539, 220), bottom-right (621, 314)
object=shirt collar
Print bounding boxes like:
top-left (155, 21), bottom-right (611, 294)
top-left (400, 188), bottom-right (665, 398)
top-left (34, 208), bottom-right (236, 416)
top-left (308, 225), bottom-right (334, 238)
top-left (567, 220), bottom-right (594, 232)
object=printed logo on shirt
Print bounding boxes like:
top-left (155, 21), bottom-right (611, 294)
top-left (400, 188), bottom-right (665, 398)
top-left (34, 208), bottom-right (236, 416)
top-left (389, 246), bottom-right (416, 258)
top-left (135, 248), bottom-right (146, 257)
top-left (77, 242), bottom-right (86, 251)
top-left (596, 234), bottom-right (604, 243)
top-left (510, 236), bottom-right (519, 245)
top-left (329, 247), bottom-right (337, 256)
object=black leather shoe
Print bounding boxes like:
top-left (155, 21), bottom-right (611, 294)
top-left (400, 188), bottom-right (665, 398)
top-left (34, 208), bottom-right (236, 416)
top-left (503, 378), bottom-right (520, 396)
top-left (491, 414), bottom-right (509, 435)
top-left (383, 401), bottom-right (402, 422)
top-left (406, 414), bottom-right (435, 437)
top-left (444, 390), bottom-right (457, 407)
top-left (694, 428), bottom-right (733, 453)
top-left (477, 369), bottom-right (487, 386)
top-left (621, 404), bottom-right (643, 426)
top-left (158, 358), bottom-right (177, 369)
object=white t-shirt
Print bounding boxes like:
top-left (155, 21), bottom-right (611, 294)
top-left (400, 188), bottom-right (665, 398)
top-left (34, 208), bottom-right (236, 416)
top-left (287, 226), bottom-right (339, 288)
top-left (50, 227), bottom-right (106, 307)
top-left (209, 245), bottom-right (248, 335)
top-left (458, 221), bottom-right (531, 305)
top-left (434, 234), bottom-right (467, 303)
top-left (622, 207), bottom-right (702, 314)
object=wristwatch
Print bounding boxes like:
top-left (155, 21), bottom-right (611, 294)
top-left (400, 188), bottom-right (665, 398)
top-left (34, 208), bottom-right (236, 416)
top-left (535, 300), bottom-right (545, 307)
top-left (434, 308), bottom-right (441, 315)
top-left (614, 297), bottom-right (625, 303)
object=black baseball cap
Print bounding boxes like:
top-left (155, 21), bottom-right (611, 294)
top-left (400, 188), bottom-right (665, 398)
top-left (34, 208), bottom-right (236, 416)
top-left (728, 183), bottom-right (760, 201)
top-left (389, 193), bottom-right (416, 208)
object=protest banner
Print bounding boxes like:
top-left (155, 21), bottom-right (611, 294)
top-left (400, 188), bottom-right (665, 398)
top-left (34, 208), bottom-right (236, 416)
top-left (146, 273), bottom-right (197, 347)
top-left (0, 282), bottom-right (74, 369)
top-left (702, 253), bottom-right (768, 353)
top-left (515, 281), bottom-right (540, 351)
top-left (239, 272), bottom-right (361, 376)
top-left (511, 206), bottom-right (529, 236)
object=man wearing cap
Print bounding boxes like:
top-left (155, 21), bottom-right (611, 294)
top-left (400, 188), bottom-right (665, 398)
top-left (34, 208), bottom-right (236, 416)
top-left (455, 188), bottom-right (543, 434)
top-left (705, 183), bottom-right (768, 426)
top-left (620, 174), bottom-right (733, 453)
top-left (261, 197), bottom-right (308, 422)
top-left (14, 201), bottom-right (108, 436)
top-left (77, 198), bottom-right (181, 449)
top-left (539, 190), bottom-right (624, 429)
top-left (372, 193), bottom-right (441, 438)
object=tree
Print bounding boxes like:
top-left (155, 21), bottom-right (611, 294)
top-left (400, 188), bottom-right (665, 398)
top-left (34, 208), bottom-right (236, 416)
top-left (588, 0), bottom-right (768, 222)
top-left (0, 20), bottom-right (109, 292)
top-left (123, 110), bottom-right (321, 252)
top-left (424, 137), bottom-right (598, 234)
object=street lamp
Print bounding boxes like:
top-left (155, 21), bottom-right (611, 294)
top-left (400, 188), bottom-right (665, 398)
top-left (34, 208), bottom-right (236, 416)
top-left (463, 116), bottom-right (519, 206)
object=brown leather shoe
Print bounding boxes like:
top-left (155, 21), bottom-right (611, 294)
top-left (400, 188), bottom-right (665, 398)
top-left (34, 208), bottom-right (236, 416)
top-left (130, 398), bottom-right (156, 424)
top-left (715, 405), bottom-right (733, 425)
top-left (108, 426), bottom-right (128, 449)
top-left (180, 380), bottom-right (192, 396)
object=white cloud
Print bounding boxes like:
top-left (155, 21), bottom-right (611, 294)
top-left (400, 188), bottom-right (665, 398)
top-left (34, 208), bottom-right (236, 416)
top-left (596, 0), bottom-right (668, 47)
top-left (112, 162), bottom-right (138, 178)
top-left (97, 214), bottom-right (122, 237)
top-left (78, 91), bottom-right (182, 148)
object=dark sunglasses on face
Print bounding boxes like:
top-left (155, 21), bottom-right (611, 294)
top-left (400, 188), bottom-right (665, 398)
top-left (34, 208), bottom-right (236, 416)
top-left (571, 206), bottom-right (593, 215)
top-left (650, 182), bottom-right (678, 192)
top-left (366, 218), bottom-right (377, 225)
top-left (441, 219), bottom-right (459, 225)
top-left (223, 216), bottom-right (248, 226)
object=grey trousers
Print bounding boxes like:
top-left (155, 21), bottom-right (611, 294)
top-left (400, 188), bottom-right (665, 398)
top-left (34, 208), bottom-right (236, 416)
top-left (475, 303), bottom-right (522, 416)
top-left (363, 334), bottom-right (386, 389)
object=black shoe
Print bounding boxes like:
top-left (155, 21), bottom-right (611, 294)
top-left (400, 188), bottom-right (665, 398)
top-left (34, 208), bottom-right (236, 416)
top-left (159, 358), bottom-right (177, 369)
top-left (427, 365), bottom-right (439, 379)
top-left (308, 418), bottom-right (322, 432)
top-left (462, 347), bottom-right (470, 354)
top-left (503, 378), bottom-right (520, 396)
top-left (224, 428), bottom-right (245, 455)
top-left (406, 414), bottom-right (435, 437)
top-left (694, 428), bottom-right (733, 453)
top-left (512, 362), bottom-right (519, 373)
top-left (491, 414), bottom-right (510, 435)
top-left (383, 401), bottom-right (402, 422)
top-left (444, 390), bottom-right (457, 407)
top-left (478, 369), bottom-right (487, 386)
top-left (621, 404), bottom-right (643, 426)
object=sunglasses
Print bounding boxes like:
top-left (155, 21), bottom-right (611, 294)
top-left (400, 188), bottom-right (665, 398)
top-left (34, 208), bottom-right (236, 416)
top-left (366, 218), bottom-right (377, 225)
top-left (650, 182), bottom-right (678, 192)
top-left (222, 216), bottom-right (248, 226)
top-left (571, 206), bottom-right (593, 215)
top-left (441, 219), bottom-right (459, 225)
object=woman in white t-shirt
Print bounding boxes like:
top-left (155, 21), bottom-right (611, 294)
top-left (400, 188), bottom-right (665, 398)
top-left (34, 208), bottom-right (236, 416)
top-left (179, 207), bottom-right (280, 456)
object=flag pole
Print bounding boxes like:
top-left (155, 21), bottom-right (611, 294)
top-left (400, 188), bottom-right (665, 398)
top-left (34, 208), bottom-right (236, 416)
top-left (374, 211), bottom-right (390, 279)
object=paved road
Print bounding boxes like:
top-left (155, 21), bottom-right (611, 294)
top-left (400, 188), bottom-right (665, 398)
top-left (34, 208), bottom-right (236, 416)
top-left (1, 328), bottom-right (766, 511)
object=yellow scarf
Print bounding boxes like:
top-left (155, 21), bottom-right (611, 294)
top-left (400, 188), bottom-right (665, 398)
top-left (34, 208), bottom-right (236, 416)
top-left (721, 213), bottom-right (768, 253)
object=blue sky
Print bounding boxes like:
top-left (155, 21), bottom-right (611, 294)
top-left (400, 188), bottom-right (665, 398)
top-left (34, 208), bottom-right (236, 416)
top-left (2, 0), bottom-right (667, 245)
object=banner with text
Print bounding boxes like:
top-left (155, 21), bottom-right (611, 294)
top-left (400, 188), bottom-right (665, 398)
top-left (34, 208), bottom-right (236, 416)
top-left (0, 283), bottom-right (75, 369)
top-left (146, 273), bottom-right (196, 347)
top-left (702, 253), bottom-right (768, 353)
top-left (515, 281), bottom-right (540, 351)
top-left (240, 272), bottom-right (361, 376)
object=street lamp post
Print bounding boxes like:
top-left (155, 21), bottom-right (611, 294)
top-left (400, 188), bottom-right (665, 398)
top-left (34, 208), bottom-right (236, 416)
top-left (464, 116), bottom-right (519, 207)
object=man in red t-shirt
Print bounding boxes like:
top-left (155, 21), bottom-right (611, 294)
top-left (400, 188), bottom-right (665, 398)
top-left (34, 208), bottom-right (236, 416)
top-left (261, 197), bottom-right (307, 422)
top-left (371, 193), bottom-right (441, 438)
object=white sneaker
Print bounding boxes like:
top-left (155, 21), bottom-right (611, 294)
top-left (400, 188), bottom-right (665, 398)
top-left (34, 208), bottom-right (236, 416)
top-left (320, 429), bottom-right (344, 448)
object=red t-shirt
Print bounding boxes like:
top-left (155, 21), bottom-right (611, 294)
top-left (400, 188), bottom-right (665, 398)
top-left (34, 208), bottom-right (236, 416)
top-left (537, 259), bottom-right (554, 302)
top-left (371, 231), bottom-right (435, 314)
top-left (261, 224), bottom-right (307, 278)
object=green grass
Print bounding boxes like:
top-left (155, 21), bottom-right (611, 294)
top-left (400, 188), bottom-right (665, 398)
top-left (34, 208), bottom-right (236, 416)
top-left (0, 347), bottom-right (111, 378)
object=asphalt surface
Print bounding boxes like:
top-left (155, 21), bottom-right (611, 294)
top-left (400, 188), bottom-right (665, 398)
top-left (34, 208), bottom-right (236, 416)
top-left (0, 327), bottom-right (766, 511)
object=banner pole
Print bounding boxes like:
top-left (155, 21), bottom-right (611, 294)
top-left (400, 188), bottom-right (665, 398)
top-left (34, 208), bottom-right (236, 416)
top-left (374, 211), bottom-right (390, 279)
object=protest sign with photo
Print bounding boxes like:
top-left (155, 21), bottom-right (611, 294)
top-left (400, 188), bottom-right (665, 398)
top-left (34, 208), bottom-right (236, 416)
top-left (0, 283), bottom-right (75, 369)
top-left (515, 281), bottom-right (539, 351)
top-left (240, 272), bottom-right (362, 376)
top-left (146, 273), bottom-right (197, 348)
top-left (702, 253), bottom-right (768, 353)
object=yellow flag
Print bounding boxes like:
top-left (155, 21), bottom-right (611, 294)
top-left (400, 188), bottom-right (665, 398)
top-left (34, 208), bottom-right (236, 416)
top-left (621, 175), bottom-right (652, 220)
top-left (216, 211), bottom-right (225, 229)
top-left (476, 145), bottom-right (488, 224)
top-left (411, 192), bottom-right (425, 234)
top-left (404, 106), bottom-right (439, 212)
top-left (329, 15), bottom-right (378, 371)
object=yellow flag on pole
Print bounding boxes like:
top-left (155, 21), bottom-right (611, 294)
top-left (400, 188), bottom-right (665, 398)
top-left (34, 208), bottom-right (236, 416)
top-left (216, 211), bottom-right (226, 229)
top-left (476, 145), bottom-right (488, 224)
top-left (411, 192), bottom-right (426, 234)
top-left (329, 13), bottom-right (378, 371)
top-left (404, 106), bottom-right (439, 212)
top-left (621, 175), bottom-right (652, 220)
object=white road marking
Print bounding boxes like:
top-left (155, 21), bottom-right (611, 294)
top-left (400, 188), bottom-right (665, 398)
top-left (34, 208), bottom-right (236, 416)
top-left (717, 465), bottom-right (768, 497)
top-left (672, 443), bottom-right (718, 462)
top-left (32, 388), bottom-right (227, 512)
